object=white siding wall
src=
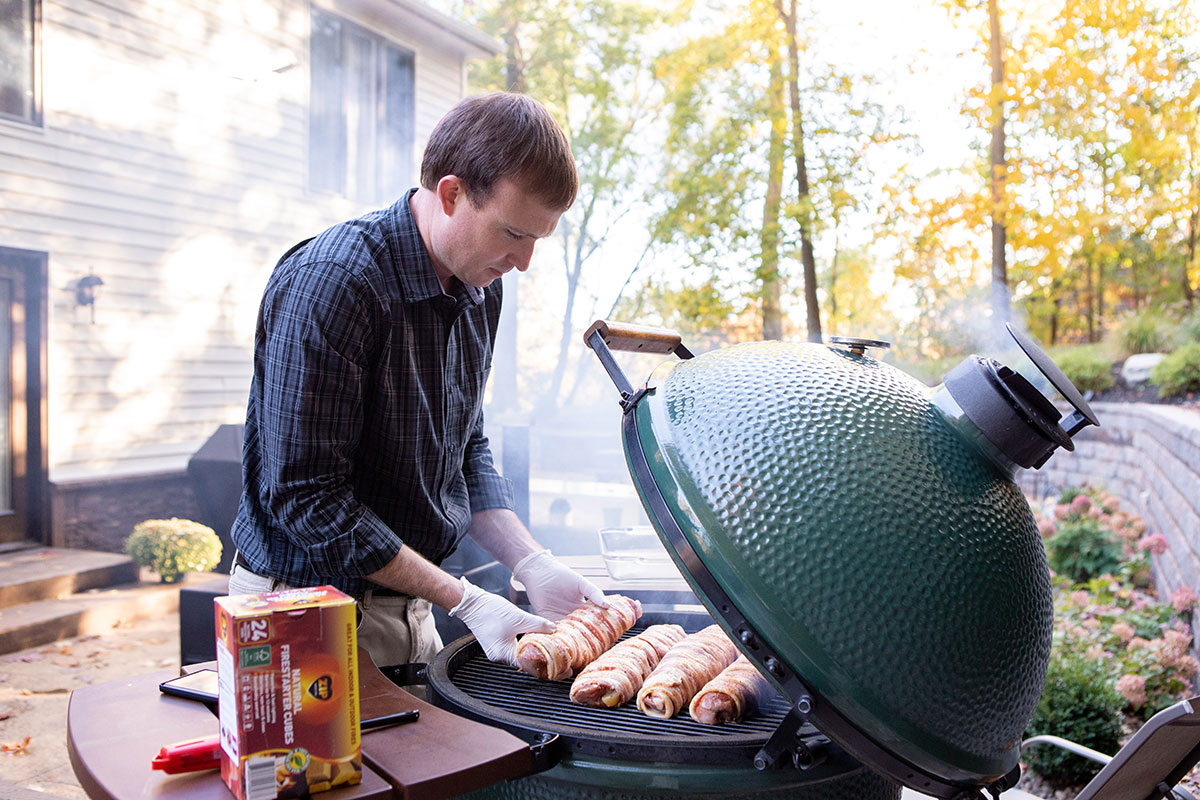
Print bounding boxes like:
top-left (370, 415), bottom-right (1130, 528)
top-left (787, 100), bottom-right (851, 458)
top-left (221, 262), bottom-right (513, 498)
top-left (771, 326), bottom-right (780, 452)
top-left (0, 0), bottom-right (480, 482)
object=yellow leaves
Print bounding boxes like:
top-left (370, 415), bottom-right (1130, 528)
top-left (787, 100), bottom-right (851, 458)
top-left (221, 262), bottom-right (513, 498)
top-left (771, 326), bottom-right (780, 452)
top-left (1, 736), bottom-right (31, 755)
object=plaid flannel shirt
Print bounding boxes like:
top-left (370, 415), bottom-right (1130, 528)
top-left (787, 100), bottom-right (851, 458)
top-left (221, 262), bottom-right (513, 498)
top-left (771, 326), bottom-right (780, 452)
top-left (231, 189), bottom-right (514, 595)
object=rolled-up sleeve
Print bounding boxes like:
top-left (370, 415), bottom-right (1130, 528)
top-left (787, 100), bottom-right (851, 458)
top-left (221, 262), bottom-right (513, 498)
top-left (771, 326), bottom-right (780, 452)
top-left (256, 260), bottom-right (404, 579)
top-left (462, 410), bottom-right (515, 513)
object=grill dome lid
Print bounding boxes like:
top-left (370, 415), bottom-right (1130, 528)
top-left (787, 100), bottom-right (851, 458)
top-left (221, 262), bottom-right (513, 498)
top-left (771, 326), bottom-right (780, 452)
top-left (584, 320), bottom-right (1098, 799)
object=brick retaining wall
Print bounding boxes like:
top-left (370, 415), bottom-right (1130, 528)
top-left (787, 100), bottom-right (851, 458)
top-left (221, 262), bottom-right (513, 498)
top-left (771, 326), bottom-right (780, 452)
top-left (50, 471), bottom-right (203, 554)
top-left (1017, 402), bottom-right (1200, 598)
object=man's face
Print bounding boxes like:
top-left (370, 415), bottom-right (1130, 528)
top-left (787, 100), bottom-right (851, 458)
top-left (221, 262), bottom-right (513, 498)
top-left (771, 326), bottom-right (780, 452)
top-left (429, 176), bottom-right (563, 291)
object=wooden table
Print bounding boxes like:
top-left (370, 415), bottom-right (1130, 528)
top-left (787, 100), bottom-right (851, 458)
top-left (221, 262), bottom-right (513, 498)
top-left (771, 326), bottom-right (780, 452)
top-left (67, 653), bottom-right (533, 800)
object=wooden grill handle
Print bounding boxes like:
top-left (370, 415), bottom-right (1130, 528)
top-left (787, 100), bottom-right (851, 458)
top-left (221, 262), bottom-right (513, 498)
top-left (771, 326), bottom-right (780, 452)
top-left (583, 320), bottom-right (684, 355)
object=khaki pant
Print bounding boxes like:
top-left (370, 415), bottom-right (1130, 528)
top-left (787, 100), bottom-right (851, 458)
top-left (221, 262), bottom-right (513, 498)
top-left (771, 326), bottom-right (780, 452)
top-left (227, 562), bottom-right (442, 698)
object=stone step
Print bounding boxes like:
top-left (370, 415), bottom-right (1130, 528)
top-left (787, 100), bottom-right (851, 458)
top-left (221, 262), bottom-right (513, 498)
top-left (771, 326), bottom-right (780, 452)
top-left (0, 545), bottom-right (138, 610)
top-left (0, 570), bottom-right (221, 656)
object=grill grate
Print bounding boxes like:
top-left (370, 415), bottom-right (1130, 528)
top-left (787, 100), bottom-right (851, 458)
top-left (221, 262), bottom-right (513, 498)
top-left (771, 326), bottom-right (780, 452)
top-left (431, 626), bottom-right (798, 750)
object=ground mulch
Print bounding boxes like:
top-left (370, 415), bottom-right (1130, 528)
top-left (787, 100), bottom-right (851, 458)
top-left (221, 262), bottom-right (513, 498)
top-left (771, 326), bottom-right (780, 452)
top-left (1089, 382), bottom-right (1200, 410)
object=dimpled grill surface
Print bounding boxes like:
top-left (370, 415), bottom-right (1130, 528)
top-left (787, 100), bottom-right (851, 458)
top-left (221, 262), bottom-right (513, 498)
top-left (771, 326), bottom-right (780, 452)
top-left (650, 341), bottom-right (1053, 776)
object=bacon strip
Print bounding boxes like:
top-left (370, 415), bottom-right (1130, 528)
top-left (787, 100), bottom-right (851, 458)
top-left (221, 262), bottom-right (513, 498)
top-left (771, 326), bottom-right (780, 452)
top-left (688, 654), bottom-right (774, 724)
top-left (636, 624), bottom-right (738, 719)
top-left (569, 624), bottom-right (687, 708)
top-left (515, 595), bottom-right (642, 681)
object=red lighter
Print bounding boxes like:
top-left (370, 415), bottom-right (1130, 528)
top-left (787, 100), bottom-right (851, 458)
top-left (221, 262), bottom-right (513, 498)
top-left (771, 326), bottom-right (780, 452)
top-left (151, 733), bottom-right (222, 774)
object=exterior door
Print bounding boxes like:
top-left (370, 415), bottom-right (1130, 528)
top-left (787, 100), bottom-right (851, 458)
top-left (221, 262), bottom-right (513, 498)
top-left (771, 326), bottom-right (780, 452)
top-left (0, 247), bottom-right (47, 545)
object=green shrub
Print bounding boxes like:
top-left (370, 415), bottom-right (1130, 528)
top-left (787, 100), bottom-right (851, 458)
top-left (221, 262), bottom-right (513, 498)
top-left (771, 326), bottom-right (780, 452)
top-left (1051, 347), bottom-right (1115, 394)
top-left (1114, 310), bottom-right (1172, 356)
top-left (124, 518), bottom-right (222, 583)
top-left (1045, 519), bottom-right (1124, 584)
top-left (1149, 342), bottom-right (1200, 398)
top-left (1024, 648), bottom-right (1124, 786)
top-left (1056, 485), bottom-right (1087, 505)
top-left (1177, 309), bottom-right (1200, 346)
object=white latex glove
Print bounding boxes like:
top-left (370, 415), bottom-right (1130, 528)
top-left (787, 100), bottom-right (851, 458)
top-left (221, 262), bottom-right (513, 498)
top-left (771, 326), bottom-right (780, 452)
top-left (512, 549), bottom-right (608, 621)
top-left (449, 577), bottom-right (555, 666)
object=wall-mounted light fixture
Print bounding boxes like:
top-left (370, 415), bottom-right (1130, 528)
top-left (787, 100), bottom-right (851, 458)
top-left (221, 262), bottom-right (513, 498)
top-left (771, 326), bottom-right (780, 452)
top-left (75, 273), bottom-right (104, 323)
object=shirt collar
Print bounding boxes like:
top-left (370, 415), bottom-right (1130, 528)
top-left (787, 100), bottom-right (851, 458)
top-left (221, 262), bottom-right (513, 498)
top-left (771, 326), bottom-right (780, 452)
top-left (391, 189), bottom-right (485, 308)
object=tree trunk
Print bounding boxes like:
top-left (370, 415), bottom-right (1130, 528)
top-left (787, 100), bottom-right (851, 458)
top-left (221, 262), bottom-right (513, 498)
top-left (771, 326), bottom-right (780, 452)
top-left (1085, 255), bottom-right (1095, 343)
top-left (503, 6), bottom-right (526, 94)
top-left (538, 212), bottom-right (590, 416)
top-left (1186, 198), bottom-right (1198, 307)
top-left (988, 0), bottom-right (1008, 349)
top-left (829, 224), bottom-right (840, 329)
top-left (759, 43), bottom-right (786, 341)
top-left (1050, 297), bottom-right (1059, 345)
top-left (775, 0), bottom-right (822, 342)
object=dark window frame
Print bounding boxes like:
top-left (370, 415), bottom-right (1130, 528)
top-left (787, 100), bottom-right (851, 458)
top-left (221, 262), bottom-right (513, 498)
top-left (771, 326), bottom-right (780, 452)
top-left (308, 6), bottom-right (416, 205)
top-left (0, 0), bottom-right (44, 127)
top-left (0, 246), bottom-right (48, 544)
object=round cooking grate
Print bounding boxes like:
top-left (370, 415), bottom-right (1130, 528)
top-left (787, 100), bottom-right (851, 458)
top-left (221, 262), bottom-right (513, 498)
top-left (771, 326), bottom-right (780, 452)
top-left (427, 625), bottom-right (836, 768)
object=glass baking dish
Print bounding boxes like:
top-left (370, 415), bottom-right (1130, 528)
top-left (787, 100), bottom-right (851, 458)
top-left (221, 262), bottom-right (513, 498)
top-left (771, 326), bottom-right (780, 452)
top-left (598, 526), bottom-right (679, 582)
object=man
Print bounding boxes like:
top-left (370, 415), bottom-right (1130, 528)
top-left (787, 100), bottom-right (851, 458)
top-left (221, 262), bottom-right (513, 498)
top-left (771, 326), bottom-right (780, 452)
top-left (229, 92), bottom-right (606, 670)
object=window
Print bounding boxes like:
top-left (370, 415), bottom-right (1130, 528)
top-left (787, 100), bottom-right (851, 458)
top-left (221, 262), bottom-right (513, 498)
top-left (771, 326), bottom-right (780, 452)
top-left (309, 7), bottom-right (415, 205)
top-left (0, 0), bottom-right (41, 125)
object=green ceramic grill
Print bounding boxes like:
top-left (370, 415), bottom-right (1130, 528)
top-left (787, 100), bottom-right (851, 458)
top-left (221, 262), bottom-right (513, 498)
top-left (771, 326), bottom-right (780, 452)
top-left (583, 319), bottom-right (1099, 800)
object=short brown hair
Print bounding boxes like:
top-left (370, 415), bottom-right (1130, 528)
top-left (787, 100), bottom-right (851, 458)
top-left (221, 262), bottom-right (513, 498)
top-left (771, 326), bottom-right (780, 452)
top-left (420, 92), bottom-right (578, 210)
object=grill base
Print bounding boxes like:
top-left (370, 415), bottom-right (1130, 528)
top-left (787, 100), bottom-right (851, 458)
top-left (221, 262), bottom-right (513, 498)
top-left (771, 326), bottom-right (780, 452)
top-left (459, 756), bottom-right (901, 800)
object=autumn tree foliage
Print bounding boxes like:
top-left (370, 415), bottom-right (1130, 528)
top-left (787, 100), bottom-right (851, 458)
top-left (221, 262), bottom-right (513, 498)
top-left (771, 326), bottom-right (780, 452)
top-left (1005, 0), bottom-right (1200, 344)
top-left (651, 0), bottom-right (900, 343)
top-left (443, 0), bottom-right (1200, 384)
top-left (454, 0), bottom-right (664, 413)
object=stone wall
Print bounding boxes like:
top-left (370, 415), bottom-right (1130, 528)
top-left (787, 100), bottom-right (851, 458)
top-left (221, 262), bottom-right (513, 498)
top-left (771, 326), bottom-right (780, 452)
top-left (1017, 402), bottom-right (1200, 598)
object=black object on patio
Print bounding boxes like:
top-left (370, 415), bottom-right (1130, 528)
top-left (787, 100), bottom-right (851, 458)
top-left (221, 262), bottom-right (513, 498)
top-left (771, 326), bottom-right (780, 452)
top-left (186, 423), bottom-right (244, 574)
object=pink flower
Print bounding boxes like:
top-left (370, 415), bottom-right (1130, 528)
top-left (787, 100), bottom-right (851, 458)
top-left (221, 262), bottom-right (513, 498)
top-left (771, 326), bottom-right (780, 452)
top-left (1038, 519), bottom-right (1057, 539)
top-left (1172, 587), bottom-right (1198, 614)
top-left (1053, 504), bottom-right (1071, 520)
top-left (1083, 618), bottom-right (1101, 630)
top-left (1116, 674), bottom-right (1147, 708)
top-left (1131, 519), bottom-right (1148, 536)
top-left (1129, 636), bottom-right (1151, 650)
top-left (1089, 506), bottom-right (1105, 520)
top-left (1139, 534), bottom-right (1168, 555)
top-left (1175, 656), bottom-right (1200, 679)
top-left (1112, 622), bottom-right (1135, 642)
top-left (1071, 494), bottom-right (1094, 515)
top-left (1163, 629), bottom-right (1191, 659)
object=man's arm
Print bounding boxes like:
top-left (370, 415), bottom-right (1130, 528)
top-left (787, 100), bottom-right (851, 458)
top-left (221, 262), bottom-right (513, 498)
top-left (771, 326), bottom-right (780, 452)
top-left (364, 545), bottom-right (464, 610)
top-left (466, 507), bottom-right (542, 570)
top-left (467, 507), bottom-right (607, 620)
top-left (252, 260), bottom-right (405, 584)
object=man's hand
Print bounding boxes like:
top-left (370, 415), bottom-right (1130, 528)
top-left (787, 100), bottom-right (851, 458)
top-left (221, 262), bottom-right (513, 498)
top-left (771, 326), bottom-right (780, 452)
top-left (449, 578), bottom-right (555, 666)
top-left (513, 550), bottom-right (607, 621)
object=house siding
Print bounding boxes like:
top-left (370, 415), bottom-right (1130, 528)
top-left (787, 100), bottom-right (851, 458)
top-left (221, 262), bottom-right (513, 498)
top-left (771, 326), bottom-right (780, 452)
top-left (0, 0), bottom-right (496, 547)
